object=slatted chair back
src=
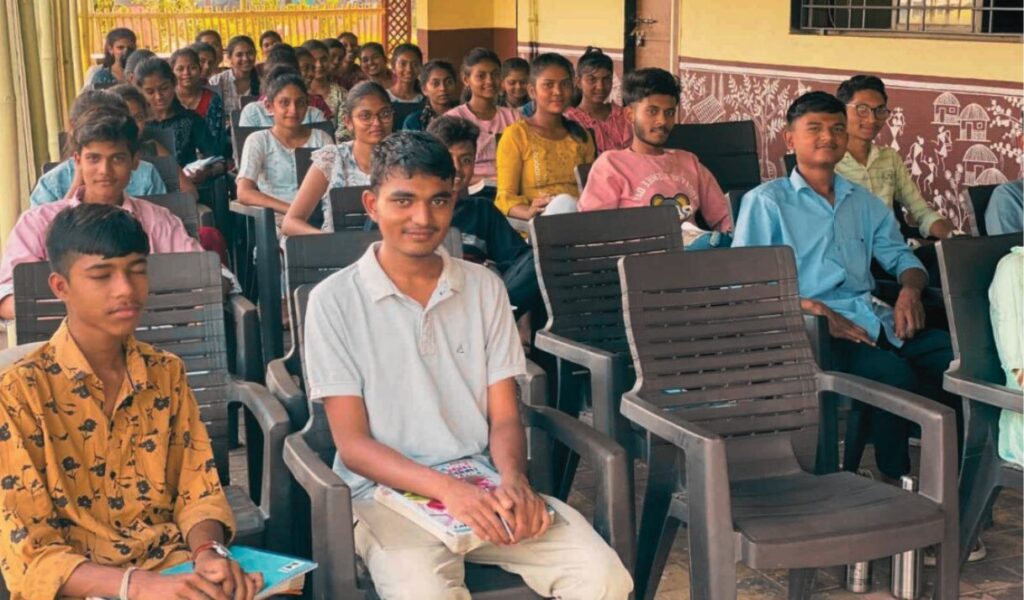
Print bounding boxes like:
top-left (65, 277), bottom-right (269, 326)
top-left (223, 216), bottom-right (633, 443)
top-left (390, 100), bottom-right (424, 130)
top-left (140, 192), bottom-right (200, 238)
top-left (964, 184), bottom-right (1000, 236)
top-left (13, 252), bottom-right (234, 479)
top-left (295, 146), bottom-right (316, 186)
top-left (328, 186), bottom-right (371, 230)
top-left (575, 162), bottom-right (593, 193)
top-left (145, 155), bottom-right (181, 192)
top-left (231, 125), bottom-right (268, 165)
top-left (284, 231), bottom-right (382, 309)
top-left (619, 246), bottom-right (823, 472)
top-left (142, 126), bottom-right (177, 161)
top-left (665, 120), bottom-right (761, 193)
top-left (936, 234), bottom-right (1019, 380)
top-left (531, 206), bottom-right (683, 354)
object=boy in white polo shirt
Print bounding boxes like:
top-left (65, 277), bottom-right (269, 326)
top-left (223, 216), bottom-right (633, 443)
top-left (302, 131), bottom-right (632, 600)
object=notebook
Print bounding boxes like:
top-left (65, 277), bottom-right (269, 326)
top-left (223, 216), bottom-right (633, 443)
top-left (373, 458), bottom-right (557, 554)
top-left (162, 545), bottom-right (316, 599)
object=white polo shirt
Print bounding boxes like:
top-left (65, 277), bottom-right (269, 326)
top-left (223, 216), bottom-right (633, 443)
top-left (303, 242), bottom-right (527, 497)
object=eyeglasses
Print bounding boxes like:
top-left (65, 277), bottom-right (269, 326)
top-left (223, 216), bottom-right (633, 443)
top-left (352, 109), bottom-right (394, 123)
top-left (848, 103), bottom-right (891, 121)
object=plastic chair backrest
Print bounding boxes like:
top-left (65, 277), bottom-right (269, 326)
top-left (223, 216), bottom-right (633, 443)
top-left (309, 121), bottom-right (336, 140)
top-left (295, 147), bottom-right (316, 187)
top-left (12, 252), bottom-right (233, 478)
top-left (665, 121), bottom-right (761, 192)
top-left (390, 100), bottom-right (424, 130)
top-left (41, 161), bottom-right (60, 175)
top-left (142, 126), bottom-right (177, 161)
top-left (530, 206), bottom-right (683, 352)
top-left (328, 186), bottom-right (371, 230)
top-left (936, 233), bottom-right (1019, 381)
top-left (618, 246), bottom-right (821, 464)
top-left (139, 192), bottom-right (200, 238)
top-left (232, 125), bottom-right (268, 165)
top-left (240, 95), bottom-right (259, 109)
top-left (575, 162), bottom-right (593, 192)
top-left (144, 155), bottom-right (182, 193)
top-left (965, 184), bottom-right (999, 237)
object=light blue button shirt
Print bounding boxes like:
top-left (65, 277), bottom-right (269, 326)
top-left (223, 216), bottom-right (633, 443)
top-left (985, 179), bottom-right (1023, 236)
top-left (734, 169), bottom-right (925, 347)
top-left (30, 159), bottom-right (167, 207)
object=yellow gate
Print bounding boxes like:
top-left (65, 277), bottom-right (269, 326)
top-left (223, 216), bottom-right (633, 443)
top-left (77, 0), bottom-right (408, 77)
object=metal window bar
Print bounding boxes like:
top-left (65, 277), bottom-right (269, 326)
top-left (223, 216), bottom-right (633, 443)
top-left (798, 0), bottom-right (1023, 36)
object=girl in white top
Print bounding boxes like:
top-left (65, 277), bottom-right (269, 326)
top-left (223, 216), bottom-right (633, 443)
top-left (387, 43), bottom-right (424, 104)
top-left (282, 81), bottom-right (394, 236)
top-left (209, 35), bottom-right (259, 125)
top-left (445, 48), bottom-right (521, 185)
top-left (237, 70), bottom-right (333, 216)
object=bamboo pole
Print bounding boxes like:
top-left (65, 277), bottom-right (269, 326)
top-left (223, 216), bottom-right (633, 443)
top-left (0, 3), bottom-right (23, 250)
top-left (16, 0), bottom-right (47, 173)
top-left (34, 0), bottom-right (61, 162)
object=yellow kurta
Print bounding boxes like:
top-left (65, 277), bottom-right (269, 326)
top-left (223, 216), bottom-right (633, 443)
top-left (494, 119), bottom-right (596, 215)
top-left (0, 321), bottom-right (235, 599)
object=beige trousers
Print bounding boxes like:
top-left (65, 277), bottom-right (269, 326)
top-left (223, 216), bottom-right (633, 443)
top-left (353, 495), bottom-right (633, 600)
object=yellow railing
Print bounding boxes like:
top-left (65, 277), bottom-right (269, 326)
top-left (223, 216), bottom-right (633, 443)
top-left (77, 0), bottom-right (386, 77)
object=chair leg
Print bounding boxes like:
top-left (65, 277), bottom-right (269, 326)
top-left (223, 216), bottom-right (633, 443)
top-left (788, 569), bottom-right (815, 600)
top-left (634, 444), bottom-right (678, 600)
top-left (842, 402), bottom-right (871, 473)
top-left (958, 453), bottom-right (1001, 566)
top-left (932, 538), bottom-right (960, 600)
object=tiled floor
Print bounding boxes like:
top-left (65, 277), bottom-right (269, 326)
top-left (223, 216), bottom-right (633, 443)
top-left (231, 433), bottom-right (1023, 600)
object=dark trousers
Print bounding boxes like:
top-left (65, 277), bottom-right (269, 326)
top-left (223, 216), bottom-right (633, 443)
top-left (833, 328), bottom-right (961, 479)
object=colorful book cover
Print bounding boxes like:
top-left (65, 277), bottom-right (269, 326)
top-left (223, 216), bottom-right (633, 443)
top-left (162, 545), bottom-right (317, 599)
top-left (373, 457), bottom-right (556, 554)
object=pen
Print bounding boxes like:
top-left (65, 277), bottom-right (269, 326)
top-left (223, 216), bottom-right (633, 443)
top-left (497, 514), bottom-right (516, 543)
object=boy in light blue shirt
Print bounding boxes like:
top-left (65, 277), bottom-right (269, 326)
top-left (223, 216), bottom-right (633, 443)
top-left (30, 157), bottom-right (166, 207)
top-left (734, 91), bottom-right (960, 483)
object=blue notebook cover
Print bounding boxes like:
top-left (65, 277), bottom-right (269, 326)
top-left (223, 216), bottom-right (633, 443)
top-left (163, 545), bottom-right (317, 599)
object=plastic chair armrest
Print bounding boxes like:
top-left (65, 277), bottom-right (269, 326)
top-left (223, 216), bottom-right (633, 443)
top-left (534, 330), bottom-right (620, 371)
top-left (282, 433), bottom-right (360, 597)
top-left (229, 200), bottom-right (262, 219)
top-left (818, 371), bottom-right (957, 506)
top-left (516, 359), bottom-right (548, 408)
top-left (521, 404), bottom-right (634, 568)
top-left (802, 314), bottom-right (833, 368)
top-left (227, 294), bottom-right (262, 382)
top-left (266, 357), bottom-right (307, 428)
top-left (944, 370), bottom-right (1023, 413)
top-left (228, 381), bottom-right (291, 546)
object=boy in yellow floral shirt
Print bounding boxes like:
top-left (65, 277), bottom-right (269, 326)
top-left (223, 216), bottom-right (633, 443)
top-left (0, 204), bottom-right (261, 600)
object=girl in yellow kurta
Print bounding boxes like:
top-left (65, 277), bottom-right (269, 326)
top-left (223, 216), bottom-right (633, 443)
top-left (495, 53), bottom-right (596, 219)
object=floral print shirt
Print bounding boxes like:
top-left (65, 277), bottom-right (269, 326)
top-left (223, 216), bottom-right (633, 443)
top-left (0, 322), bottom-right (235, 600)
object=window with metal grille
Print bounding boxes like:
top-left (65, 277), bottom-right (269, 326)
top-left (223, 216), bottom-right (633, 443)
top-left (792, 0), bottom-right (1023, 38)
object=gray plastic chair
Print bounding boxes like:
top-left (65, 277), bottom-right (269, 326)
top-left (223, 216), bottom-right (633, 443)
top-left (963, 184), bottom-right (1000, 237)
top-left (530, 206), bottom-right (682, 493)
top-left (140, 191), bottom-right (201, 238)
top-left (231, 124), bottom-right (267, 165)
top-left (665, 120), bottom-right (761, 194)
top-left (618, 246), bottom-right (959, 600)
top-left (145, 155), bottom-right (182, 193)
top-left (11, 252), bottom-right (292, 551)
top-left (936, 233), bottom-right (1023, 565)
top-left (574, 162), bottom-right (593, 193)
top-left (282, 284), bottom-right (634, 600)
top-left (328, 186), bottom-right (371, 230)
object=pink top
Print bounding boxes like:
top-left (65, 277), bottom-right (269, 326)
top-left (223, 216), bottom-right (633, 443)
top-left (0, 190), bottom-right (202, 301)
top-left (565, 104), bottom-right (633, 153)
top-left (444, 104), bottom-right (521, 180)
top-left (578, 148), bottom-right (733, 232)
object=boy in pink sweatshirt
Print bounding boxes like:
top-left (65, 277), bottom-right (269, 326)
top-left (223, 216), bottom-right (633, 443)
top-left (577, 68), bottom-right (733, 248)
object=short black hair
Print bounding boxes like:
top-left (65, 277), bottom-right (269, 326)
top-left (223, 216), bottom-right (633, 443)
top-left (786, 91), bottom-right (847, 125)
top-left (323, 38), bottom-right (344, 52)
top-left (72, 112), bottom-right (141, 156)
top-left (46, 204), bottom-right (150, 277)
top-left (302, 39), bottom-right (329, 54)
top-left (264, 66), bottom-right (307, 101)
top-left (260, 30), bottom-right (283, 46)
top-left (343, 80), bottom-right (390, 118)
top-left (427, 115), bottom-right (480, 150)
top-left (836, 74), bottom-right (888, 104)
top-left (370, 131), bottom-right (456, 192)
top-left (191, 41), bottom-right (217, 57)
top-left (265, 43), bottom-right (298, 69)
top-left (621, 68), bottom-right (680, 106)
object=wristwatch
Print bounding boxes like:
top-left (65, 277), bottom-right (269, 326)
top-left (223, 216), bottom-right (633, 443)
top-left (191, 540), bottom-right (232, 563)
